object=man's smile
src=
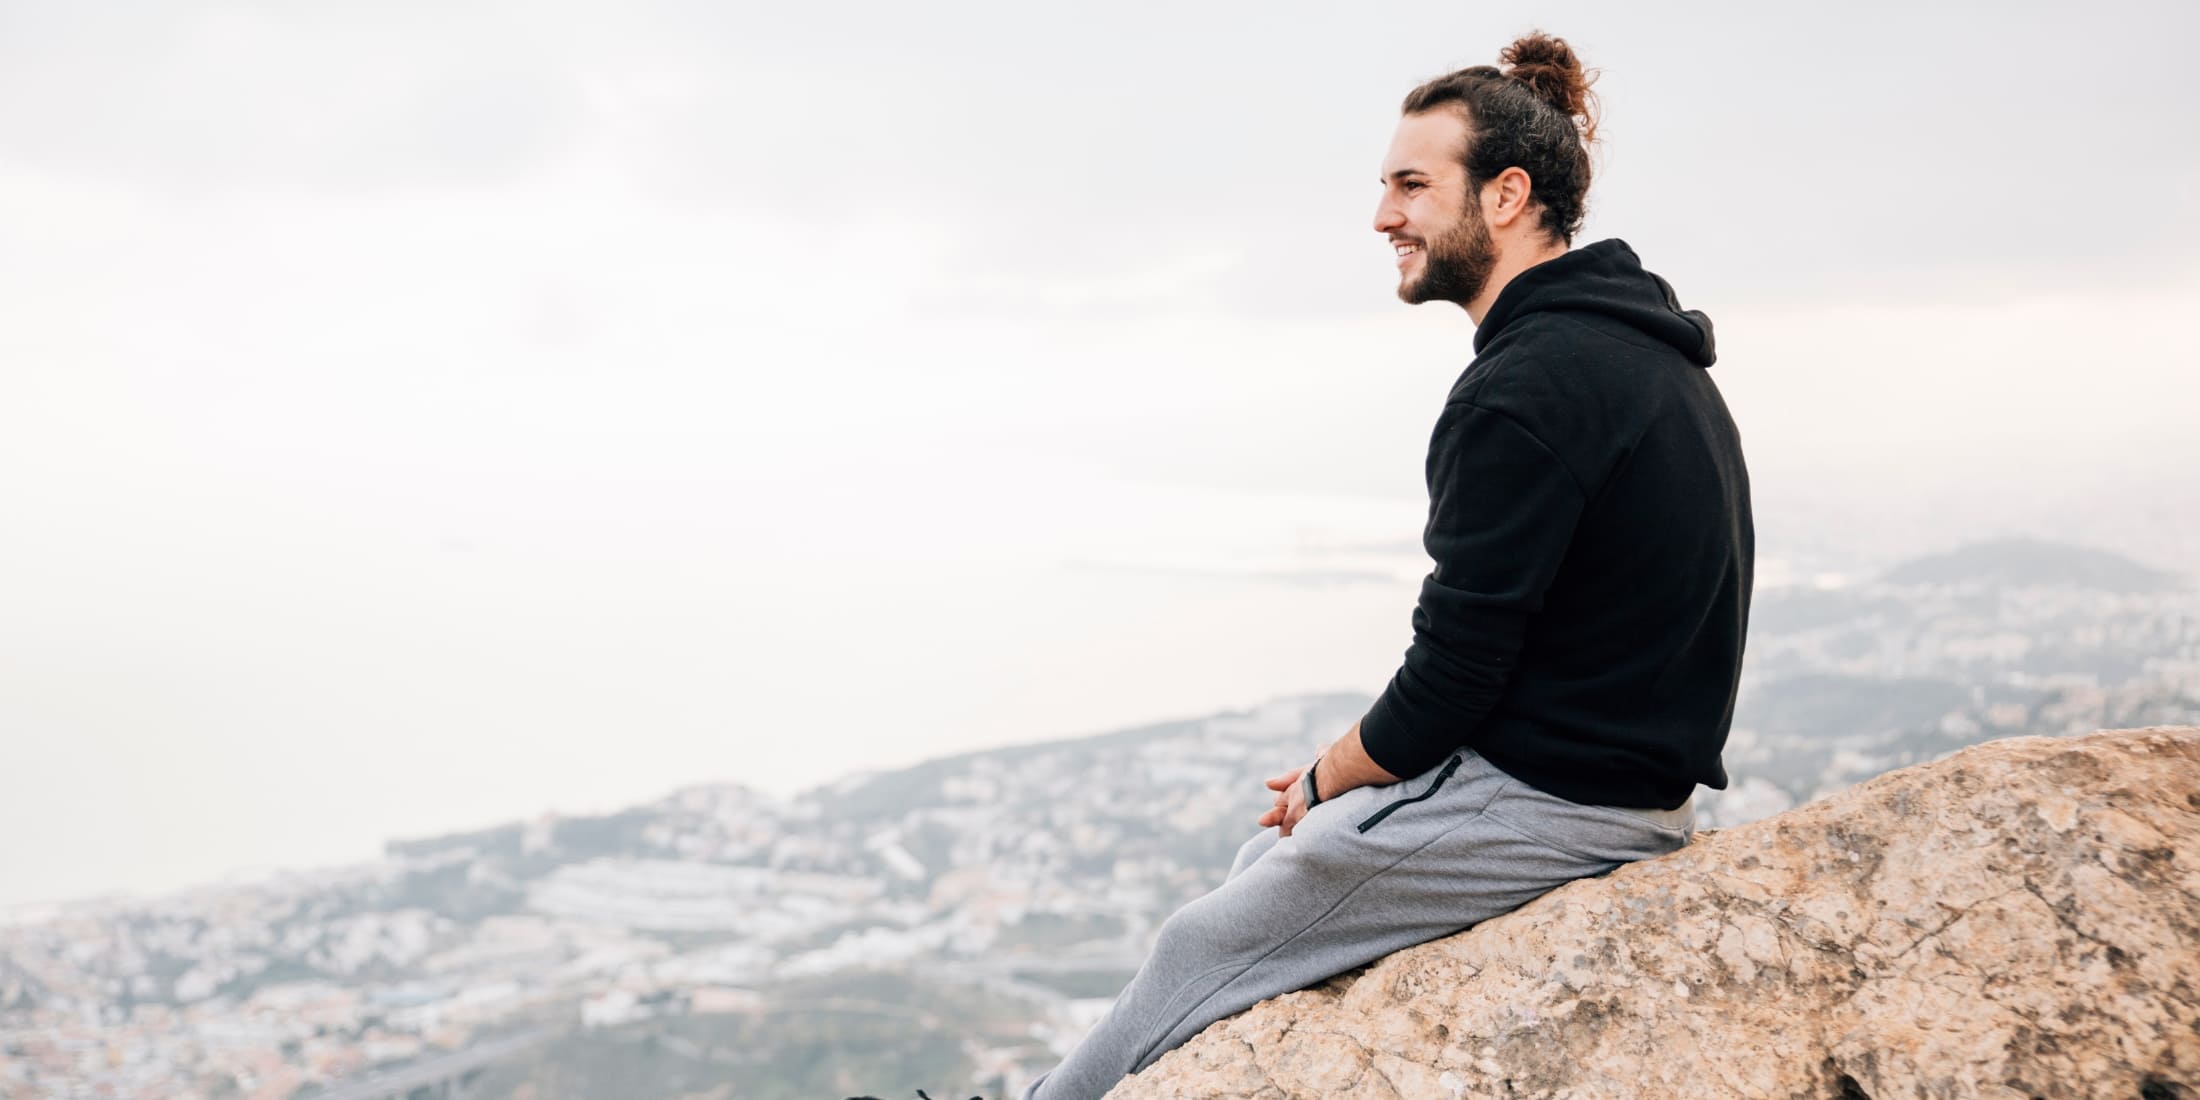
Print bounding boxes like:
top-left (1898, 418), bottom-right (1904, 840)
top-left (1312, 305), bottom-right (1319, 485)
top-left (1393, 240), bottom-right (1422, 269)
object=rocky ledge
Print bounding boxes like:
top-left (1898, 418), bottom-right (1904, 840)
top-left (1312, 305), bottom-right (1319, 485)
top-left (1106, 727), bottom-right (2200, 1100)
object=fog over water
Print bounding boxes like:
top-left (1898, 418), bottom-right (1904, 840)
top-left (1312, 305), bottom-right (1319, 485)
top-left (2, 0), bottom-right (2196, 909)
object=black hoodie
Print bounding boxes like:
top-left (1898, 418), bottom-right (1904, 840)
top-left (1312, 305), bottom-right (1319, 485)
top-left (1357, 238), bottom-right (1753, 810)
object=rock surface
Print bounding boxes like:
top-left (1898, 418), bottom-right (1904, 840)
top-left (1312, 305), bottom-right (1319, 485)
top-left (1105, 727), bottom-right (2200, 1100)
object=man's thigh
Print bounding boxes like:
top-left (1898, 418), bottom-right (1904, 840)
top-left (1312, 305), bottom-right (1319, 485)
top-left (1173, 752), bottom-right (1515, 968)
top-left (1108, 751), bottom-right (1697, 1079)
top-left (1204, 750), bottom-right (1692, 961)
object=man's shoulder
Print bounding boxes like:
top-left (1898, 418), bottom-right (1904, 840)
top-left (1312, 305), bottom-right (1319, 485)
top-left (1455, 311), bottom-right (1695, 418)
top-left (1448, 316), bottom-right (1595, 416)
top-left (1473, 306), bottom-right (1675, 374)
top-left (1440, 312), bottom-right (1688, 482)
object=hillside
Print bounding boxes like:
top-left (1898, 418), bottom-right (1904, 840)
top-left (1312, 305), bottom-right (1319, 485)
top-left (1107, 727), bottom-right (2200, 1099)
top-left (1878, 536), bottom-right (2182, 594)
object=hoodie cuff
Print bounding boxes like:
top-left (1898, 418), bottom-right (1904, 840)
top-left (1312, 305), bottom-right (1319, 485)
top-left (1358, 691), bottom-right (1455, 782)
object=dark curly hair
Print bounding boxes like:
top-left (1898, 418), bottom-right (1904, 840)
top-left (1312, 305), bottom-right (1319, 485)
top-left (1400, 31), bottom-right (1601, 244)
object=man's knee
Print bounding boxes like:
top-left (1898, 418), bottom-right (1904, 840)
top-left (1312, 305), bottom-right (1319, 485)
top-left (1225, 828), bottom-right (1279, 881)
top-left (1153, 875), bottom-right (1290, 962)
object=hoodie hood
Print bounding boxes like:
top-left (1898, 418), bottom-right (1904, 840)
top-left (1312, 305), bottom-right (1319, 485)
top-left (1472, 238), bottom-right (1716, 368)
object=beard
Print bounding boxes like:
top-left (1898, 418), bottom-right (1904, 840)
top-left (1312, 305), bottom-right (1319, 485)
top-left (1398, 197), bottom-right (1496, 306)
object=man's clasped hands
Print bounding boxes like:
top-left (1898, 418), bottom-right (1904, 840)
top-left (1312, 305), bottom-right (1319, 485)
top-left (1255, 720), bottom-right (1404, 838)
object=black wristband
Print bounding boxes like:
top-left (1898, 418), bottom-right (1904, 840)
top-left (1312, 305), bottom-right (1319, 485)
top-left (1302, 757), bottom-right (1323, 808)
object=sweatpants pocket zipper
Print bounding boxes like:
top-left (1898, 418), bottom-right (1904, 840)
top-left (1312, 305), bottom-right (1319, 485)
top-left (1355, 753), bottom-right (1464, 833)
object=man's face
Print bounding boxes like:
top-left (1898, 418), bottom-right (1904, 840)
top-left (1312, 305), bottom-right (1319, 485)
top-left (1373, 110), bottom-right (1495, 307)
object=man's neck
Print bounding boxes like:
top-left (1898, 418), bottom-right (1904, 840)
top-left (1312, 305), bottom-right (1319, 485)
top-left (1464, 239), bottom-right (1571, 326)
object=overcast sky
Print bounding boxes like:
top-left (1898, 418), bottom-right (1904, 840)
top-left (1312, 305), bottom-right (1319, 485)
top-left (3, 0), bottom-right (2196, 910)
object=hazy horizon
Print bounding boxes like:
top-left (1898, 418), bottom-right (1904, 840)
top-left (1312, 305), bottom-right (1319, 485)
top-left (7, 525), bottom-right (2196, 915)
top-left (4, 0), bottom-right (2197, 910)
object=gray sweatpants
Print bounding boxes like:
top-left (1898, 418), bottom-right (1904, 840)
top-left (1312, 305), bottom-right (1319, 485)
top-left (1017, 748), bottom-right (1695, 1100)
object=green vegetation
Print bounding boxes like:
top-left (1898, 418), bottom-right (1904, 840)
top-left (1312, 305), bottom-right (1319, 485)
top-left (1010, 968), bottom-right (1135, 999)
top-left (993, 912), bottom-right (1123, 951)
top-left (476, 969), bottom-right (1046, 1100)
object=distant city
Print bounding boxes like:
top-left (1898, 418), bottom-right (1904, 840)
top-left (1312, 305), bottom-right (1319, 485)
top-left (5, 538), bottom-right (2196, 1100)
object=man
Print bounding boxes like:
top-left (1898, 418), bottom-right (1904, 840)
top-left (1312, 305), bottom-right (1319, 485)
top-left (1017, 31), bottom-right (1752, 1100)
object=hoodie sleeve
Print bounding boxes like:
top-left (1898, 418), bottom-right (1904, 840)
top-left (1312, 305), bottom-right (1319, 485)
top-left (1359, 400), bottom-right (1588, 780)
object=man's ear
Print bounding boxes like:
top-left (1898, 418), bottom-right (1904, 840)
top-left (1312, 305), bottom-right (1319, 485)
top-left (1484, 166), bottom-right (1537, 230)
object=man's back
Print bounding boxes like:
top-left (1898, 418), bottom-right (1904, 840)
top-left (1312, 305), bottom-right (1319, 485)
top-left (1356, 238), bottom-right (1752, 811)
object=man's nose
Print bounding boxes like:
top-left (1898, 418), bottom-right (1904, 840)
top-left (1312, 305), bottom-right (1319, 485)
top-left (1373, 198), bottom-right (1403, 235)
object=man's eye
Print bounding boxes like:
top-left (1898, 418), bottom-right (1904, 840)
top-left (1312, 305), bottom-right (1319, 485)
top-left (1403, 181), bottom-right (1425, 192)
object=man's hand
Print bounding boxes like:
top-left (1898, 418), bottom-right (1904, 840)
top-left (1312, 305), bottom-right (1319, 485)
top-left (1257, 764), bottom-right (1314, 837)
top-left (1252, 721), bottom-right (1406, 838)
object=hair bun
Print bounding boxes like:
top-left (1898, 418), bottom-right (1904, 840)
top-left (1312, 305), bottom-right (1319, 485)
top-left (1500, 31), bottom-right (1599, 142)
